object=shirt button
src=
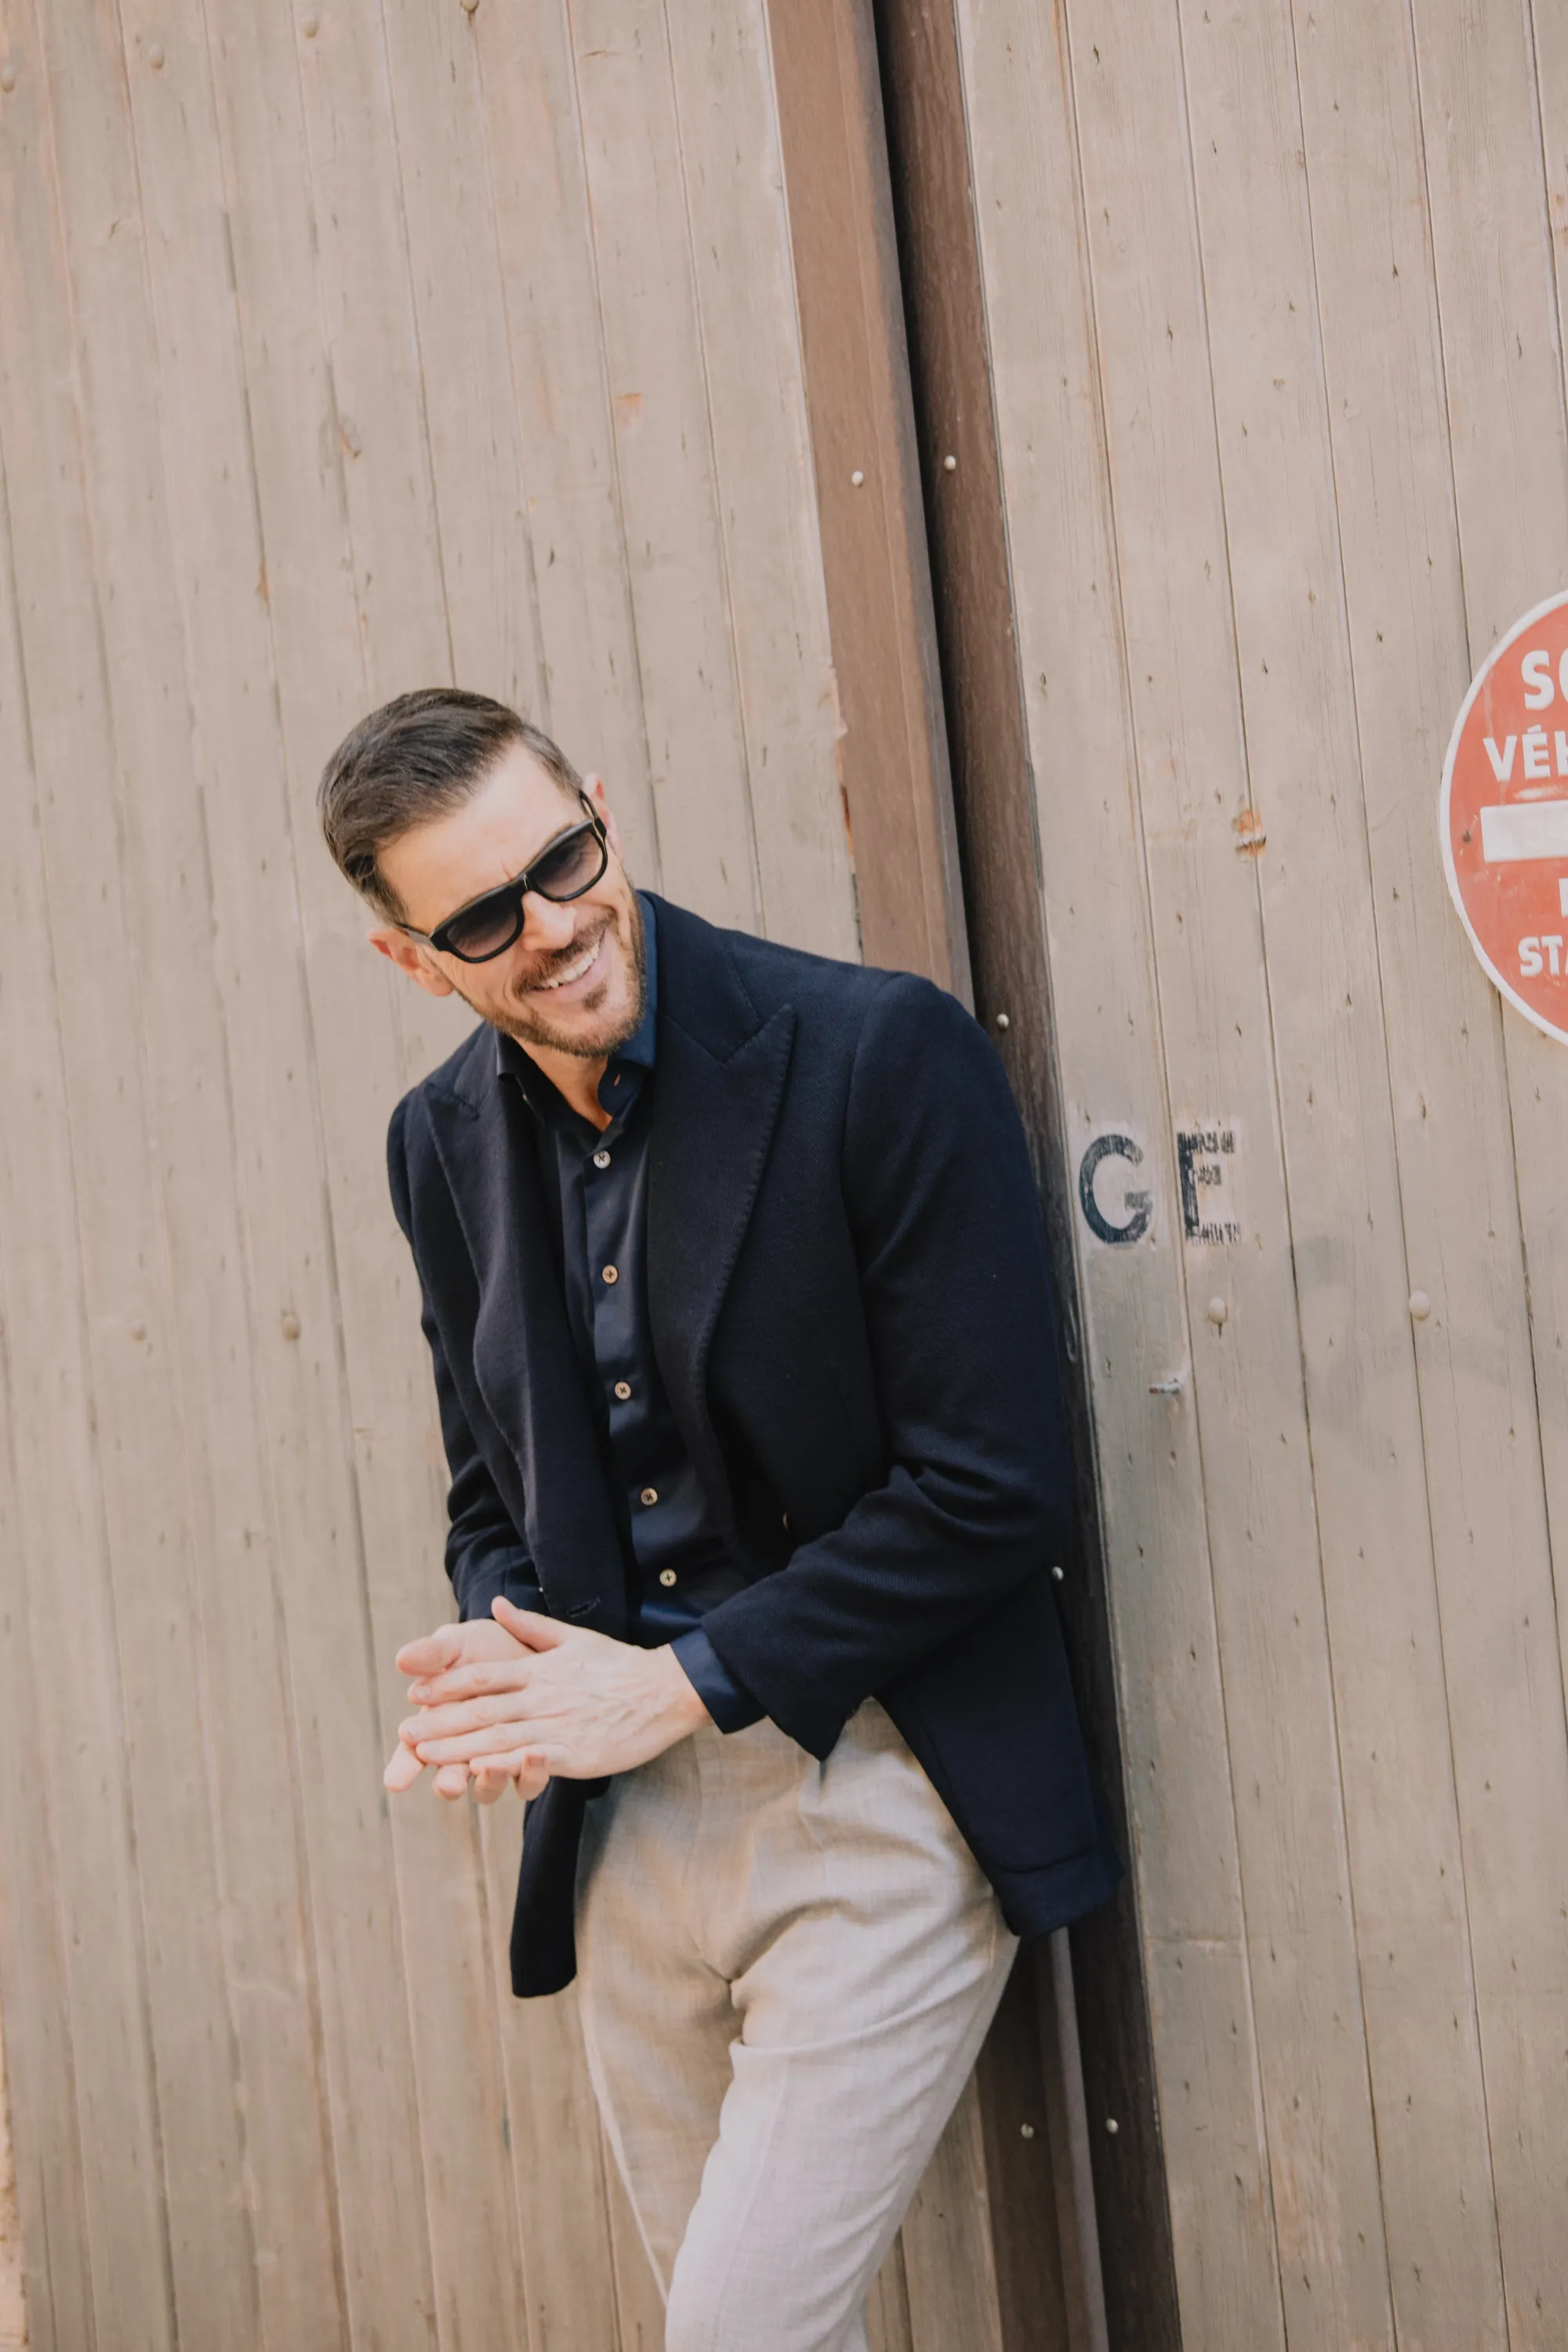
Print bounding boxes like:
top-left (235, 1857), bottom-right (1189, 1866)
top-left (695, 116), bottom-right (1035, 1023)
top-left (659, 1569), bottom-right (677, 1588)
top-left (601, 1265), bottom-right (619, 1285)
top-left (640, 1486), bottom-right (659, 1507)
top-left (613, 1381), bottom-right (632, 1401)
top-left (593, 1149), bottom-right (611, 1169)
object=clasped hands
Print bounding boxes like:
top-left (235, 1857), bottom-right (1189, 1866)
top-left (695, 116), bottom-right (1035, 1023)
top-left (384, 1593), bottom-right (710, 1806)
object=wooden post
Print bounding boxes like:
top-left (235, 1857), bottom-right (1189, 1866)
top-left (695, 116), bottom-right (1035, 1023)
top-left (870, 2), bottom-right (1181, 2347)
top-left (765, 0), bottom-right (971, 999)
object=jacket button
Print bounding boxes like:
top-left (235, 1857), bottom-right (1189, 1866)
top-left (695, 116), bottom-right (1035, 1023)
top-left (614, 1380), bottom-right (632, 1400)
top-left (659, 1569), bottom-right (677, 1587)
top-left (593, 1149), bottom-right (611, 1169)
top-left (640, 1486), bottom-right (659, 1507)
top-left (601, 1264), bottom-right (619, 1284)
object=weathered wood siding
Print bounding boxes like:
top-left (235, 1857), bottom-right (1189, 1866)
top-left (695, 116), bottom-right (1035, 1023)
top-left (943, 0), bottom-right (1568, 2343)
top-left (0, 2), bottom-right (1007, 2347)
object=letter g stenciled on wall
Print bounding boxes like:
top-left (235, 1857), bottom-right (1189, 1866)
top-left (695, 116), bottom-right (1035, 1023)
top-left (1076, 1132), bottom-right (1152, 1246)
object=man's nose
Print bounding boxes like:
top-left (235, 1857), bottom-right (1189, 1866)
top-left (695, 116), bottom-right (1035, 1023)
top-left (518, 891), bottom-right (579, 951)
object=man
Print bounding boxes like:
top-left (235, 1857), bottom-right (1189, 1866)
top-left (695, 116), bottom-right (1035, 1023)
top-left (318, 688), bottom-right (1118, 2352)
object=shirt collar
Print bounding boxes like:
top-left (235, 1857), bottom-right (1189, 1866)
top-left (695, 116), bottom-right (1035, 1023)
top-left (495, 891), bottom-right (658, 1121)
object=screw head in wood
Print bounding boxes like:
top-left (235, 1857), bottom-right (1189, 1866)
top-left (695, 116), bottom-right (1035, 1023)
top-left (1020, 2122), bottom-right (1036, 2140)
top-left (850, 469), bottom-right (865, 487)
top-left (1408, 1290), bottom-right (1432, 1321)
top-left (994, 1011), bottom-right (1010, 1030)
top-left (1105, 2117), bottom-right (1120, 2135)
top-left (146, 39), bottom-right (165, 67)
top-left (942, 452), bottom-right (957, 472)
top-left (1207, 1296), bottom-right (1227, 1325)
top-left (1051, 1564), bottom-right (1064, 1582)
top-left (0, 59), bottom-right (16, 91)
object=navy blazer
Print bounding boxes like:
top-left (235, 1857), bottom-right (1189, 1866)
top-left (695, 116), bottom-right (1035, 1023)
top-left (388, 895), bottom-right (1120, 1995)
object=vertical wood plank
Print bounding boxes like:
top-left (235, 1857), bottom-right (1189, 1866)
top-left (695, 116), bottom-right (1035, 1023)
top-left (470, 0), bottom-right (659, 873)
top-left (1052, 0), bottom-right (1403, 2340)
top-left (374, 0), bottom-right (543, 714)
top-left (973, 1958), bottom-right (1072, 2351)
top-left (662, 0), bottom-right (859, 956)
top-left (128, 0), bottom-right (545, 2341)
top-left (1293, 0), bottom-right (1568, 2338)
top-left (949, 0), bottom-right (1282, 2340)
top-left (866, 2241), bottom-right (915, 2352)
top-left (899, 2078), bottom-right (1005, 2352)
top-left (0, 2013), bottom-right (27, 2352)
top-left (602, 2123), bottom-right (667, 2352)
top-left (873, 9), bottom-right (1175, 2338)
top-left (0, 451), bottom-right (102, 2352)
top-left (0, 5), bottom-right (256, 2340)
top-left (767, 0), bottom-right (971, 991)
top-left (67, 12), bottom-right (369, 2347)
top-left (196, 18), bottom-right (457, 2347)
top-left (1174, 2), bottom-right (1509, 2343)
top-left (568, 0), bottom-right (762, 932)
top-left (1417, 0), bottom-right (1568, 2321)
top-left (205, 4), bottom-right (562, 2347)
top-left (1035, 1939), bottom-right (1109, 2352)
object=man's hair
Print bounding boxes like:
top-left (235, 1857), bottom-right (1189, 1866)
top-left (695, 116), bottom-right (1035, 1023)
top-left (318, 688), bottom-right (583, 923)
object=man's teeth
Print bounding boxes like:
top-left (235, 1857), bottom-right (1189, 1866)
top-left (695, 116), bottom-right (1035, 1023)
top-left (536, 941), bottom-right (599, 991)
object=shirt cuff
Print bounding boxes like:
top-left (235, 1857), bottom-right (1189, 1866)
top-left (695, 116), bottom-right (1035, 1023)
top-left (670, 1625), bottom-right (764, 1733)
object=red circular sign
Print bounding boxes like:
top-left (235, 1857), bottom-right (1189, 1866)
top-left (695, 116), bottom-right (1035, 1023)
top-left (1443, 589), bottom-right (1568, 1044)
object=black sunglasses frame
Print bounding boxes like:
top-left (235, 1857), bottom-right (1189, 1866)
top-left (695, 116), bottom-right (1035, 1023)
top-left (401, 800), bottom-right (610, 964)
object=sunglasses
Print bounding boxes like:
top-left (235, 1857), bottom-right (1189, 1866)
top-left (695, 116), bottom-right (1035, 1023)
top-left (402, 802), bottom-right (610, 964)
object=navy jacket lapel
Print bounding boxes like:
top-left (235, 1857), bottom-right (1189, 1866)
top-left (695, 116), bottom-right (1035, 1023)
top-left (423, 1065), bottom-right (626, 1634)
top-left (645, 900), bottom-right (796, 1530)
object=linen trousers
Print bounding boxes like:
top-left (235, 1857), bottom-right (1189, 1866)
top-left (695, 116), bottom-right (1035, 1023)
top-left (573, 1698), bottom-right (1018, 2352)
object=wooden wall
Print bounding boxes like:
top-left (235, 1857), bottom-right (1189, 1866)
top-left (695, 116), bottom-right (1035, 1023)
top-left (0, 1), bottom-right (1014, 2347)
top-left (932, 0), bottom-right (1568, 2344)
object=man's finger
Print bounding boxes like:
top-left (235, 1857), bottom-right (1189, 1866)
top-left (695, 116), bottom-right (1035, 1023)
top-left (401, 1693), bottom-right (528, 1742)
top-left (480, 1748), bottom-right (554, 1797)
top-left (407, 1660), bottom-right (530, 1707)
top-left (492, 1596), bottom-right (573, 1650)
top-left (416, 1721), bottom-right (546, 1763)
top-left (470, 1764), bottom-right (510, 1806)
top-left (396, 1624), bottom-right (466, 1679)
top-left (433, 1762), bottom-right (471, 1799)
top-left (383, 1740), bottom-right (425, 1793)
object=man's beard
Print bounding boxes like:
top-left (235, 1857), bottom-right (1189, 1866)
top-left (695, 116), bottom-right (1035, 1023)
top-left (456, 888), bottom-right (648, 1059)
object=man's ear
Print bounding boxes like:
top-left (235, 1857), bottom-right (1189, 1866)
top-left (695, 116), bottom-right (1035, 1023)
top-left (581, 771), bottom-right (624, 865)
top-left (368, 925), bottom-right (458, 998)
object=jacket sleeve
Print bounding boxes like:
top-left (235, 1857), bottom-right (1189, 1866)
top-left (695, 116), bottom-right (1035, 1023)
top-left (387, 1094), bottom-right (548, 1626)
top-left (695, 974), bottom-right (1076, 1757)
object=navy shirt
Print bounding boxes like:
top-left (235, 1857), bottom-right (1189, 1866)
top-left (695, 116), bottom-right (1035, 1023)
top-left (497, 898), bottom-right (760, 1731)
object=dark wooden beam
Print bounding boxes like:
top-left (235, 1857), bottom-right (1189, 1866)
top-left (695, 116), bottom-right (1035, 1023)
top-left (869, 2), bottom-right (1184, 2346)
top-left (765, 0), bottom-right (971, 1000)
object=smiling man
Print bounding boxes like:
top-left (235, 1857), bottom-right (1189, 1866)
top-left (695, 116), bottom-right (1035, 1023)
top-left (318, 688), bottom-right (1117, 2352)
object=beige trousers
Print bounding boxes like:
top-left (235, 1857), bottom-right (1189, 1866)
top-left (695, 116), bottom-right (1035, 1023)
top-left (574, 1700), bottom-right (1018, 2352)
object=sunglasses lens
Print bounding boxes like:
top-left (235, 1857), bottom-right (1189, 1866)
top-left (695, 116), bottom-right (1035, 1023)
top-left (530, 822), bottom-right (606, 902)
top-left (442, 891), bottom-right (524, 961)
